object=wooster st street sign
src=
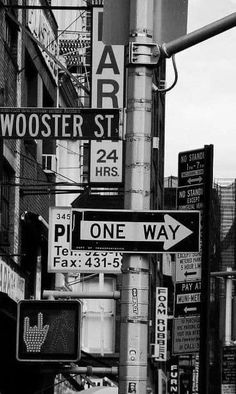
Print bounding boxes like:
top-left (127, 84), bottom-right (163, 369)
top-left (0, 108), bottom-right (121, 139)
top-left (71, 209), bottom-right (200, 253)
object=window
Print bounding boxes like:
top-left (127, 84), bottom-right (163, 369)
top-left (0, 165), bottom-right (13, 246)
top-left (4, 15), bottom-right (18, 65)
top-left (2, 168), bottom-right (11, 234)
top-left (81, 276), bottom-right (116, 354)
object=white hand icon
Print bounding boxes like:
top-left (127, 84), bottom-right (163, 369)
top-left (23, 312), bottom-right (49, 352)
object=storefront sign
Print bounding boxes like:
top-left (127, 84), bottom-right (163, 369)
top-left (92, 7), bottom-right (124, 108)
top-left (48, 207), bottom-right (122, 273)
top-left (154, 287), bottom-right (168, 361)
top-left (0, 259), bottom-right (25, 302)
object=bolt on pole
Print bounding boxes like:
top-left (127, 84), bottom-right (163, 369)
top-left (119, 1), bottom-right (154, 393)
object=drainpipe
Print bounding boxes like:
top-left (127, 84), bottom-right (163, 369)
top-left (224, 267), bottom-right (233, 346)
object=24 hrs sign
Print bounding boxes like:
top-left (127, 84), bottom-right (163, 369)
top-left (89, 140), bottom-right (123, 184)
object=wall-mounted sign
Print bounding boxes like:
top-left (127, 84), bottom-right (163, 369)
top-left (48, 207), bottom-right (122, 273)
top-left (168, 357), bottom-right (179, 394)
top-left (0, 108), bottom-right (121, 140)
top-left (92, 7), bottom-right (124, 109)
top-left (175, 252), bottom-right (202, 283)
top-left (153, 287), bottom-right (168, 361)
top-left (89, 140), bottom-right (123, 184)
top-left (0, 259), bottom-right (25, 302)
top-left (173, 316), bottom-right (200, 354)
top-left (71, 209), bottom-right (200, 253)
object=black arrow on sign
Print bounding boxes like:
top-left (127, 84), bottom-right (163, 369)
top-left (184, 271), bottom-right (197, 277)
top-left (184, 306), bottom-right (198, 314)
top-left (187, 176), bottom-right (203, 184)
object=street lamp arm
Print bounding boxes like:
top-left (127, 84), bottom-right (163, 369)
top-left (161, 12), bottom-right (236, 58)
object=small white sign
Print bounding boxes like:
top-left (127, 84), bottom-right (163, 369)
top-left (90, 140), bottom-right (123, 184)
top-left (175, 252), bottom-right (202, 282)
top-left (48, 207), bottom-right (122, 273)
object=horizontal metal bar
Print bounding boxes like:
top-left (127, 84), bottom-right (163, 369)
top-left (2, 5), bottom-right (89, 10)
top-left (42, 366), bottom-right (118, 375)
top-left (210, 271), bottom-right (236, 277)
top-left (162, 12), bottom-right (236, 58)
top-left (43, 290), bottom-right (121, 299)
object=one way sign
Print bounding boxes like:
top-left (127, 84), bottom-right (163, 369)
top-left (71, 209), bottom-right (200, 253)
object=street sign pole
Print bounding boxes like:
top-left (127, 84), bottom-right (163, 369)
top-left (119, 1), bottom-right (154, 393)
top-left (199, 145), bottom-right (213, 394)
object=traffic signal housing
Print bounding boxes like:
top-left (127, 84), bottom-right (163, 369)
top-left (16, 300), bottom-right (81, 362)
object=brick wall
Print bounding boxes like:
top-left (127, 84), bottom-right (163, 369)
top-left (20, 148), bottom-right (53, 222)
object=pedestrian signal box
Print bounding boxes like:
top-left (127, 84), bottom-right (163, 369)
top-left (16, 300), bottom-right (81, 362)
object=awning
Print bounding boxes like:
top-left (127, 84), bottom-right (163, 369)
top-left (82, 388), bottom-right (118, 394)
top-left (0, 291), bottom-right (17, 320)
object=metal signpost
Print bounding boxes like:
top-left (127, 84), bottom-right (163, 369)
top-left (70, 209), bottom-right (200, 253)
top-left (176, 145), bottom-right (213, 394)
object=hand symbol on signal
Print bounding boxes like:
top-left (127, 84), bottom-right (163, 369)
top-left (23, 312), bottom-right (49, 352)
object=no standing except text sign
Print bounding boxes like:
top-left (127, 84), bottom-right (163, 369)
top-left (70, 209), bottom-right (200, 253)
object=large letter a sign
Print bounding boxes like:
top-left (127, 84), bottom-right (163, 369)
top-left (91, 7), bottom-right (124, 109)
